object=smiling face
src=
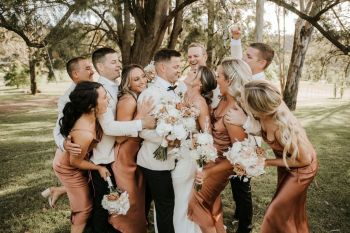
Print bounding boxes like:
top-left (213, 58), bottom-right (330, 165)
top-left (128, 67), bottom-right (147, 94)
top-left (75, 59), bottom-right (94, 82)
top-left (96, 86), bottom-right (109, 115)
top-left (187, 46), bottom-right (207, 71)
top-left (243, 47), bottom-right (266, 75)
top-left (97, 53), bottom-right (121, 81)
top-left (184, 70), bottom-right (202, 91)
top-left (163, 56), bottom-right (181, 84)
top-left (215, 65), bottom-right (230, 96)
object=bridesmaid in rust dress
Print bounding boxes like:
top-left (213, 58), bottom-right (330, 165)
top-left (188, 58), bottom-right (252, 233)
top-left (109, 64), bottom-right (148, 233)
top-left (53, 81), bottom-right (110, 233)
top-left (242, 80), bottom-right (318, 233)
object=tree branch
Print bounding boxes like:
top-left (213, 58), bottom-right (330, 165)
top-left (0, 14), bottom-right (44, 48)
top-left (268, 0), bottom-right (349, 54)
top-left (312, 0), bottom-right (342, 20)
top-left (43, 3), bottom-right (77, 44)
top-left (89, 7), bottom-right (120, 44)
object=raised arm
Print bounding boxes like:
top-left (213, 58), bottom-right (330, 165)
top-left (230, 26), bottom-right (243, 59)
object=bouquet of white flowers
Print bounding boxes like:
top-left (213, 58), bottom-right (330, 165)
top-left (189, 131), bottom-right (218, 191)
top-left (153, 97), bottom-right (199, 161)
top-left (101, 177), bottom-right (130, 215)
top-left (223, 136), bottom-right (266, 182)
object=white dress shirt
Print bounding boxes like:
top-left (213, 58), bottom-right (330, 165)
top-left (53, 83), bottom-right (76, 151)
top-left (252, 72), bottom-right (265, 80)
top-left (230, 39), bottom-right (263, 145)
top-left (137, 76), bottom-right (180, 171)
top-left (91, 76), bottom-right (143, 165)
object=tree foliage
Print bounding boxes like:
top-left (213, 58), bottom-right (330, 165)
top-left (4, 63), bottom-right (29, 88)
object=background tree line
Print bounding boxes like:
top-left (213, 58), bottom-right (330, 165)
top-left (0, 0), bottom-right (349, 110)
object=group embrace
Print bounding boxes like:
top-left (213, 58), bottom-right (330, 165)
top-left (43, 27), bottom-right (318, 233)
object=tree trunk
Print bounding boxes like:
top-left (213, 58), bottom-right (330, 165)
top-left (29, 56), bottom-right (37, 95)
top-left (206, 0), bottom-right (215, 68)
top-left (168, 0), bottom-right (184, 49)
top-left (255, 0), bottom-right (264, 42)
top-left (283, 17), bottom-right (313, 110)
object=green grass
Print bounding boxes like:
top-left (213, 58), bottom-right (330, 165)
top-left (0, 92), bottom-right (349, 233)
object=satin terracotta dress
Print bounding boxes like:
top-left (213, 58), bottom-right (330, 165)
top-left (188, 107), bottom-right (235, 233)
top-left (109, 95), bottom-right (147, 233)
top-left (53, 128), bottom-right (99, 225)
top-left (260, 131), bottom-right (318, 233)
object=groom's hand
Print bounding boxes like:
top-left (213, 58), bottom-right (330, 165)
top-left (64, 135), bottom-right (81, 156)
top-left (137, 96), bottom-right (155, 117)
top-left (141, 115), bottom-right (156, 129)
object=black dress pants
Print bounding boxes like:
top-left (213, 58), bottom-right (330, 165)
top-left (140, 166), bottom-right (175, 233)
top-left (230, 176), bottom-right (253, 233)
top-left (90, 163), bottom-right (120, 233)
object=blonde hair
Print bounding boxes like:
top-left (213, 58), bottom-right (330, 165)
top-left (118, 64), bottom-right (144, 100)
top-left (243, 80), bottom-right (307, 168)
top-left (221, 57), bottom-right (252, 99)
top-left (188, 42), bottom-right (207, 55)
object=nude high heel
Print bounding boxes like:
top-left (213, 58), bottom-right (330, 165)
top-left (41, 188), bottom-right (53, 207)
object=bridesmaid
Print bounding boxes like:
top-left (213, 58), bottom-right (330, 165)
top-left (109, 64), bottom-right (148, 233)
top-left (241, 80), bottom-right (318, 233)
top-left (53, 81), bottom-right (110, 233)
top-left (171, 65), bottom-right (217, 233)
top-left (188, 58), bottom-right (252, 233)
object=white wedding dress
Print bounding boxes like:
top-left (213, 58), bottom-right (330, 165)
top-left (171, 154), bottom-right (202, 233)
top-left (153, 154), bottom-right (202, 233)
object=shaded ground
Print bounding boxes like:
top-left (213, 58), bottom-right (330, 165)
top-left (0, 84), bottom-right (349, 233)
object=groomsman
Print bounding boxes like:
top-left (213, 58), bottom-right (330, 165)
top-left (230, 27), bottom-right (274, 80)
top-left (49, 57), bottom-right (95, 206)
top-left (137, 49), bottom-right (182, 233)
top-left (53, 57), bottom-right (94, 153)
top-left (89, 47), bottom-right (155, 233)
top-left (227, 27), bottom-right (275, 233)
top-left (182, 42), bottom-right (221, 108)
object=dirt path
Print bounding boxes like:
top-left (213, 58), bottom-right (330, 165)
top-left (0, 96), bottom-right (58, 114)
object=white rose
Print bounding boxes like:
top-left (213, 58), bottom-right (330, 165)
top-left (173, 124), bottom-right (187, 140)
top-left (156, 121), bottom-right (172, 136)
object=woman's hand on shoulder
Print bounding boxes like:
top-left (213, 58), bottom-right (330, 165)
top-left (224, 103), bottom-right (247, 127)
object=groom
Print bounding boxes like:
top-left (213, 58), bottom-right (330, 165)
top-left (137, 48), bottom-right (182, 233)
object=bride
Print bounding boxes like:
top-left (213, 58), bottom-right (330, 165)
top-left (171, 66), bottom-right (217, 233)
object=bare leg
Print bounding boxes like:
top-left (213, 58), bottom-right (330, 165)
top-left (41, 186), bottom-right (66, 207)
top-left (71, 223), bottom-right (86, 233)
top-left (50, 186), bottom-right (66, 206)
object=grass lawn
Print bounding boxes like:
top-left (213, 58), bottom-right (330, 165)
top-left (0, 87), bottom-right (349, 233)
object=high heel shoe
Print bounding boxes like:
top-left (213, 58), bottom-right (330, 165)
top-left (41, 188), bottom-right (54, 207)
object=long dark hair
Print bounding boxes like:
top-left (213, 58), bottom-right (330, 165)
top-left (59, 81), bottom-right (103, 137)
top-left (198, 66), bottom-right (217, 105)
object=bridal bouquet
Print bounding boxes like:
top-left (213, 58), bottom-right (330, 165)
top-left (153, 97), bottom-right (199, 161)
top-left (101, 177), bottom-right (130, 215)
top-left (223, 136), bottom-right (266, 182)
top-left (190, 131), bottom-right (218, 191)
